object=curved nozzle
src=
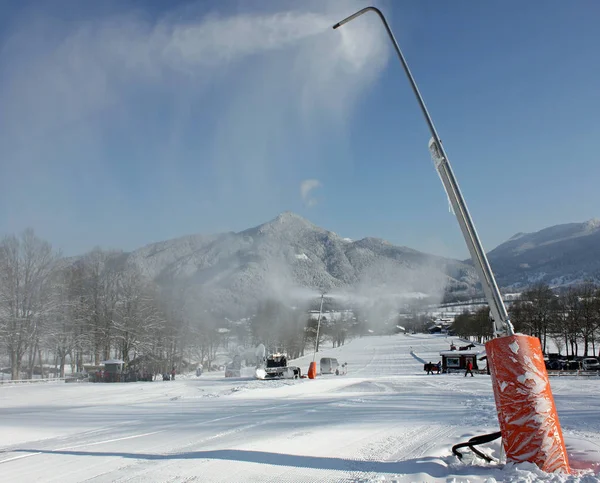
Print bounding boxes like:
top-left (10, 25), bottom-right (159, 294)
top-left (332, 6), bottom-right (384, 30)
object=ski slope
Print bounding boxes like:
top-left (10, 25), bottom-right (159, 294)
top-left (1, 334), bottom-right (599, 482)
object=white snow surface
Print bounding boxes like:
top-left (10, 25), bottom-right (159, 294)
top-left (1, 334), bottom-right (599, 482)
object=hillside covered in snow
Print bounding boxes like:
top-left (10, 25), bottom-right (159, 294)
top-left (487, 219), bottom-right (600, 289)
top-left (125, 212), bottom-right (479, 316)
top-left (65, 213), bottom-right (600, 319)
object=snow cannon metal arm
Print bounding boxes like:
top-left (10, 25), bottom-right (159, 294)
top-left (428, 139), bottom-right (514, 338)
top-left (334, 6), bottom-right (513, 339)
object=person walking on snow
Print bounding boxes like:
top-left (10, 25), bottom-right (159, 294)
top-left (465, 360), bottom-right (474, 377)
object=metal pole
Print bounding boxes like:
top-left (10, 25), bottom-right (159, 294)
top-left (313, 294), bottom-right (325, 362)
top-left (333, 7), bottom-right (514, 337)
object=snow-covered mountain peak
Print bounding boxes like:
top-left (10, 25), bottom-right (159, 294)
top-left (584, 218), bottom-right (600, 232)
top-left (507, 232), bottom-right (526, 242)
top-left (244, 212), bottom-right (329, 241)
top-left (120, 213), bottom-right (476, 317)
top-left (488, 218), bottom-right (600, 288)
top-left (273, 211), bottom-right (309, 224)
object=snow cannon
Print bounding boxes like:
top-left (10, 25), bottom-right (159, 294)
top-left (332, 6), bottom-right (570, 473)
top-left (486, 334), bottom-right (569, 473)
top-left (307, 361), bottom-right (317, 379)
top-left (427, 137), bottom-right (570, 472)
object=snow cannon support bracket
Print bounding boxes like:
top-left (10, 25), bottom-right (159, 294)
top-left (486, 334), bottom-right (570, 473)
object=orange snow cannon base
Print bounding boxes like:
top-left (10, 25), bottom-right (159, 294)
top-left (485, 334), bottom-right (570, 474)
top-left (307, 361), bottom-right (317, 379)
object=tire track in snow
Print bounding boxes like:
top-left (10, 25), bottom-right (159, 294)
top-left (5, 399), bottom-right (458, 483)
top-left (2, 401), bottom-right (305, 482)
top-left (83, 401), bottom-right (322, 482)
top-left (0, 422), bottom-right (153, 464)
top-left (389, 425), bottom-right (455, 460)
top-left (88, 395), bottom-right (411, 483)
top-left (351, 344), bottom-right (377, 376)
top-left (341, 424), bottom-right (457, 482)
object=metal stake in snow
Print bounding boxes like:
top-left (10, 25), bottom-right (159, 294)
top-left (313, 293), bottom-right (325, 361)
top-left (308, 293), bottom-right (325, 379)
top-left (333, 7), bottom-right (570, 473)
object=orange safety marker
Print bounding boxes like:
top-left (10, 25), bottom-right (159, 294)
top-left (485, 334), bottom-right (570, 473)
top-left (307, 361), bottom-right (317, 379)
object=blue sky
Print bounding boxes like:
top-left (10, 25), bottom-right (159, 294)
top-left (0, 0), bottom-right (598, 259)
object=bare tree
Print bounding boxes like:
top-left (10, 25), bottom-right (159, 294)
top-left (511, 284), bottom-right (555, 352)
top-left (43, 267), bottom-right (85, 377)
top-left (594, 286), bottom-right (600, 357)
top-left (573, 282), bottom-right (597, 357)
top-left (77, 249), bottom-right (107, 364)
top-left (112, 268), bottom-right (163, 363)
top-left (561, 287), bottom-right (584, 356)
top-left (76, 249), bottom-right (123, 363)
top-left (0, 229), bottom-right (59, 379)
top-left (451, 307), bottom-right (492, 342)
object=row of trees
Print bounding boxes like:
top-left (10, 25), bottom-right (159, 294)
top-left (0, 230), bottom-right (363, 380)
top-left (451, 283), bottom-right (600, 357)
top-left (0, 230), bottom-right (183, 379)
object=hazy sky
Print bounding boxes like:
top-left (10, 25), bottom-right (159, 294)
top-left (1, 0), bottom-right (598, 259)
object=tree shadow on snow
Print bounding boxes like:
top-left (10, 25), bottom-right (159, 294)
top-left (14, 448), bottom-right (486, 478)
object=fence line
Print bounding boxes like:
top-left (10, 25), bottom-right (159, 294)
top-left (0, 377), bottom-right (66, 385)
top-left (547, 370), bottom-right (600, 377)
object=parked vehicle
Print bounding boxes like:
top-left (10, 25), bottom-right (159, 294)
top-left (582, 358), bottom-right (600, 371)
top-left (320, 357), bottom-right (339, 375)
top-left (225, 355), bottom-right (241, 378)
top-left (225, 366), bottom-right (240, 377)
top-left (545, 359), bottom-right (564, 370)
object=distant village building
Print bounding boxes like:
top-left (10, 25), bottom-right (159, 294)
top-left (427, 318), bottom-right (454, 335)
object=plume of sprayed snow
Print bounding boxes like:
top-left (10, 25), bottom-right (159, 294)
top-left (328, 259), bottom-right (448, 330)
top-left (0, 0), bottom-right (390, 252)
top-left (260, 254), bottom-right (296, 305)
top-left (257, 254), bottom-right (324, 315)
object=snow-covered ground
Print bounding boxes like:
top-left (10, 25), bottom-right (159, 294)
top-left (1, 334), bottom-right (599, 482)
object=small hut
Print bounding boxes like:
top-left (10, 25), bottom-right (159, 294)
top-left (439, 347), bottom-right (484, 373)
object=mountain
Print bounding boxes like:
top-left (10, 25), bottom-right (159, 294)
top-left (487, 219), bottom-right (600, 289)
top-left (125, 212), bottom-right (478, 317)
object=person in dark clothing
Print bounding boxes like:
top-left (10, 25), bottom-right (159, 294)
top-left (465, 360), bottom-right (474, 377)
top-left (426, 362), bottom-right (433, 375)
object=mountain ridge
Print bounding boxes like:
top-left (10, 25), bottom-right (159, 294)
top-left (118, 213), bottom-right (600, 316)
top-left (486, 218), bottom-right (600, 288)
top-left (124, 212), bottom-right (479, 317)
